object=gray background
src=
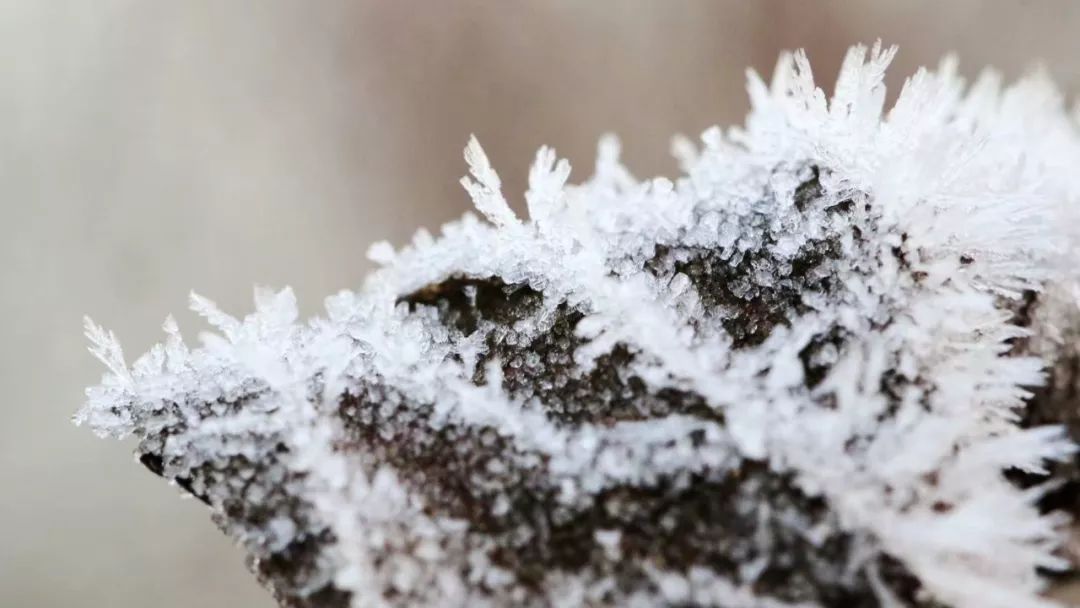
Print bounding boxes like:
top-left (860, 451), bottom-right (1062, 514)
top-left (4, 2), bottom-right (1080, 606)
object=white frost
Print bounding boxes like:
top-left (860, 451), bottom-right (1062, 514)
top-left (78, 42), bottom-right (1080, 608)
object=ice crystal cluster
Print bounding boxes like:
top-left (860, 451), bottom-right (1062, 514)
top-left (79, 44), bottom-right (1080, 607)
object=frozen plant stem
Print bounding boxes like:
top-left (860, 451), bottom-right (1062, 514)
top-left (79, 43), bottom-right (1080, 608)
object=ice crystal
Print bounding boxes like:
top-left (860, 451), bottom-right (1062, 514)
top-left (78, 43), bottom-right (1080, 607)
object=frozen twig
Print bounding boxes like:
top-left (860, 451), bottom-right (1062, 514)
top-left (79, 43), bottom-right (1080, 608)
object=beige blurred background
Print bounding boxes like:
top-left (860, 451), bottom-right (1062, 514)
top-left (4, 1), bottom-right (1080, 606)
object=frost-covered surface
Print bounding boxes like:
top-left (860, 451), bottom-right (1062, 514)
top-left (79, 43), bottom-right (1080, 607)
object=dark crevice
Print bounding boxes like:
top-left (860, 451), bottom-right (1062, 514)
top-left (798, 327), bottom-right (847, 389)
top-left (403, 277), bottom-right (718, 425)
top-left (400, 276), bottom-right (542, 336)
top-left (261, 531), bottom-right (350, 608)
top-left (651, 236), bottom-right (843, 350)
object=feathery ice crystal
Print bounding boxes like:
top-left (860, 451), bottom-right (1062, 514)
top-left (78, 43), bottom-right (1080, 607)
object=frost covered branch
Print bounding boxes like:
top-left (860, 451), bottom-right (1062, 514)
top-left (78, 43), bottom-right (1080, 607)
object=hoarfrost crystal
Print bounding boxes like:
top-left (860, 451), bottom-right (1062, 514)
top-left (78, 43), bottom-right (1080, 607)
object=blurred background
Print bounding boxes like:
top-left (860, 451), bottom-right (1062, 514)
top-left (3, 1), bottom-right (1080, 606)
